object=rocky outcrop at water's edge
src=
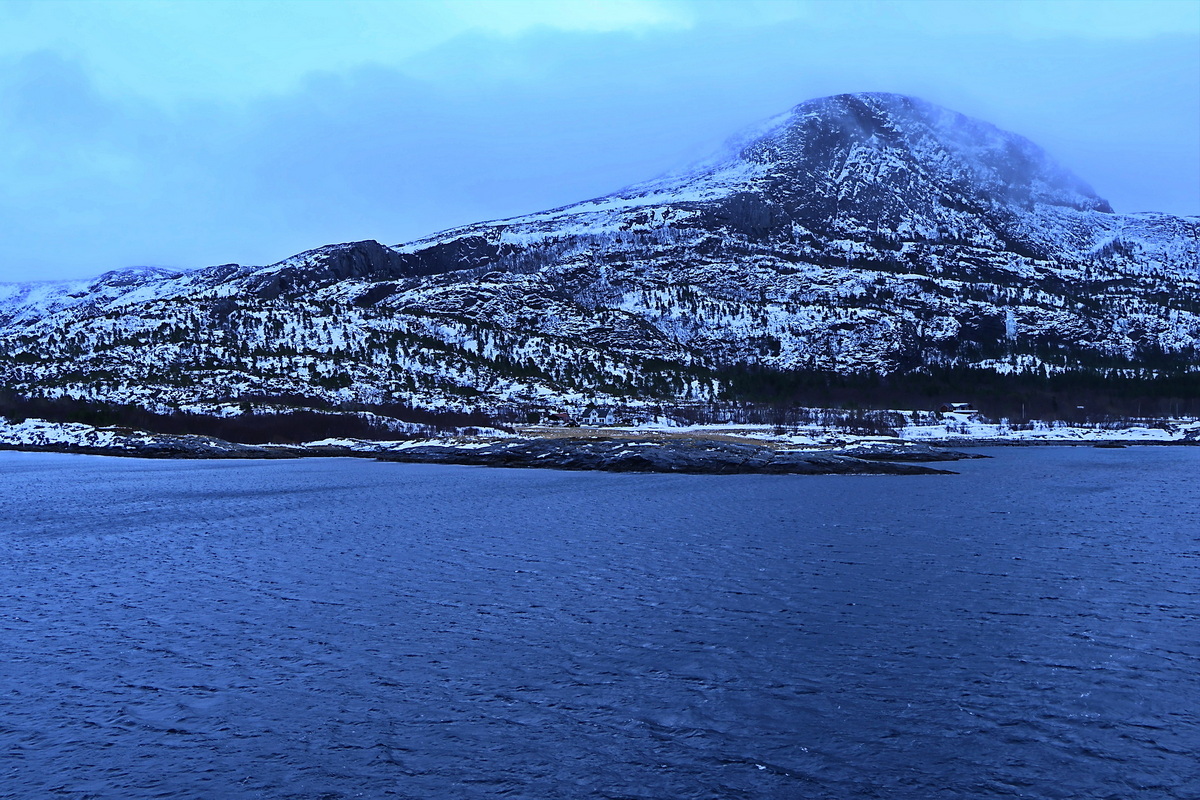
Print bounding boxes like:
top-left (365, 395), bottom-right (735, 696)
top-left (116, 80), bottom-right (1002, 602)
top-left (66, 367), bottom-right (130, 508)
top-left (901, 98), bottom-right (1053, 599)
top-left (0, 418), bottom-right (971, 473)
top-left (374, 438), bottom-right (958, 475)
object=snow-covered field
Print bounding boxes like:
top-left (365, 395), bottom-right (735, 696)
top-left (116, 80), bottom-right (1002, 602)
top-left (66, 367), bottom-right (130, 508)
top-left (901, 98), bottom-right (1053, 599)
top-left (0, 418), bottom-right (176, 451)
top-left (0, 418), bottom-right (277, 456)
top-left (896, 417), bottom-right (1200, 444)
top-left (661, 418), bottom-right (1200, 447)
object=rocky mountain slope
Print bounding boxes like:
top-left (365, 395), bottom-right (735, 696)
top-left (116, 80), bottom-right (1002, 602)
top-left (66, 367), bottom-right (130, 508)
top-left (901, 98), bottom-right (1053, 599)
top-left (2, 92), bottom-right (1197, 419)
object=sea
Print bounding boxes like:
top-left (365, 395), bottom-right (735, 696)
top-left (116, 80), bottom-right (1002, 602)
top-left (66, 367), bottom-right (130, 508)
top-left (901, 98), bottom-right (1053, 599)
top-left (1, 447), bottom-right (1197, 799)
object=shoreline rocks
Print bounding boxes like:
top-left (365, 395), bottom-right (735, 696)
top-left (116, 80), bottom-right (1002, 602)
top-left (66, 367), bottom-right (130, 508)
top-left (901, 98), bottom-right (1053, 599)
top-left (375, 438), bottom-right (959, 475)
top-left (6, 415), bottom-right (1192, 472)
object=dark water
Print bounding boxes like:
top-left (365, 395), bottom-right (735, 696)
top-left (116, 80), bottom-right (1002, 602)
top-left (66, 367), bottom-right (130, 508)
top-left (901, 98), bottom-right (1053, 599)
top-left (1, 448), bottom-right (1198, 800)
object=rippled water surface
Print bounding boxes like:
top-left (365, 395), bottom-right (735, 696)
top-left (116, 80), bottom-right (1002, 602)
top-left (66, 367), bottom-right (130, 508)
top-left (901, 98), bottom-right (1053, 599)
top-left (2, 448), bottom-right (1198, 799)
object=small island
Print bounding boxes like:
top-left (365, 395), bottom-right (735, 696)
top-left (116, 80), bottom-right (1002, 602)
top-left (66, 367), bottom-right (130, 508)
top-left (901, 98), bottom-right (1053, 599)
top-left (0, 416), bottom-right (988, 475)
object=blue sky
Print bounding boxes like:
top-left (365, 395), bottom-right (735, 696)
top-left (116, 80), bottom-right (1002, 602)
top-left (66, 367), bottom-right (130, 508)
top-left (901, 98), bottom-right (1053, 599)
top-left (0, 0), bottom-right (1197, 282)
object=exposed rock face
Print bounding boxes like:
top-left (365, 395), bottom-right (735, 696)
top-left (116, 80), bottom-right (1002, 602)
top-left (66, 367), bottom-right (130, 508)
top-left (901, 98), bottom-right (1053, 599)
top-left (0, 92), bottom-right (1196, 414)
top-left (247, 237), bottom-right (508, 300)
top-left (247, 240), bottom-right (414, 300)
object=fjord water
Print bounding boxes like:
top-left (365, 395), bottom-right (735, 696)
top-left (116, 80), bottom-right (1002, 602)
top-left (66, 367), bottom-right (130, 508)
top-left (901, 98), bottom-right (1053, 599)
top-left (2, 449), bottom-right (1197, 799)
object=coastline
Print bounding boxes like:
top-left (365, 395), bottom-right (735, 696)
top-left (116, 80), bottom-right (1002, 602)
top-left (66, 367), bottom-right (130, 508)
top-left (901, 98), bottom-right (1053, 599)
top-left (0, 418), bottom-right (976, 474)
top-left (6, 415), bottom-right (1198, 476)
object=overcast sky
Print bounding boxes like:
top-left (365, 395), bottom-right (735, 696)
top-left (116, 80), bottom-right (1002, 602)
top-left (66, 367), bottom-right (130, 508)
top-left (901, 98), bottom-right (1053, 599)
top-left (1, 0), bottom-right (1197, 282)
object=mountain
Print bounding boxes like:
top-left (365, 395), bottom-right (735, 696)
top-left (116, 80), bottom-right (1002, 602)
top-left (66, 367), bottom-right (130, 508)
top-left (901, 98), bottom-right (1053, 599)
top-left (2, 92), bottom-right (1198, 423)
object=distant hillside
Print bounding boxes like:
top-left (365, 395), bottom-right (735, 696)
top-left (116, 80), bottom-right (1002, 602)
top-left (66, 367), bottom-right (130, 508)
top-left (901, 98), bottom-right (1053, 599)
top-left (2, 92), bottom-right (1198, 427)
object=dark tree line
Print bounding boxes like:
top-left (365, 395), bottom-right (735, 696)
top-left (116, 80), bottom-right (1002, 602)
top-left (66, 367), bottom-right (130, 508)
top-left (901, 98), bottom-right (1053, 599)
top-left (714, 366), bottom-right (1200, 422)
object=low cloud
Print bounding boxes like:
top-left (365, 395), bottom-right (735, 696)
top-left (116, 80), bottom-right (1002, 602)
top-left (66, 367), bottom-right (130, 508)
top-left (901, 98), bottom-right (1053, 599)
top-left (0, 12), bottom-right (1196, 281)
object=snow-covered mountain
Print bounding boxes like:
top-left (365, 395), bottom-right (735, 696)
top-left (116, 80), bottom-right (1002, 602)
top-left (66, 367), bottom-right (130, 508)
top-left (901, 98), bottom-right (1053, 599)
top-left (2, 92), bottom-right (1197, 416)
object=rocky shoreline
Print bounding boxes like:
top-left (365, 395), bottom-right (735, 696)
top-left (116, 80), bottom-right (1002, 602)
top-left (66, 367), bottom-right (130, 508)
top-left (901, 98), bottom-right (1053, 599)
top-left (12, 417), bottom-right (1193, 475)
top-left (372, 437), bottom-right (971, 475)
top-left (0, 419), bottom-right (989, 474)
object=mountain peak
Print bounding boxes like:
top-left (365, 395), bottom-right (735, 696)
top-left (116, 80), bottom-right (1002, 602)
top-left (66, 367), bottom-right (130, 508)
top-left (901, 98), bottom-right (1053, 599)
top-left (733, 92), bottom-right (1112, 215)
top-left (465, 91), bottom-right (1116, 251)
